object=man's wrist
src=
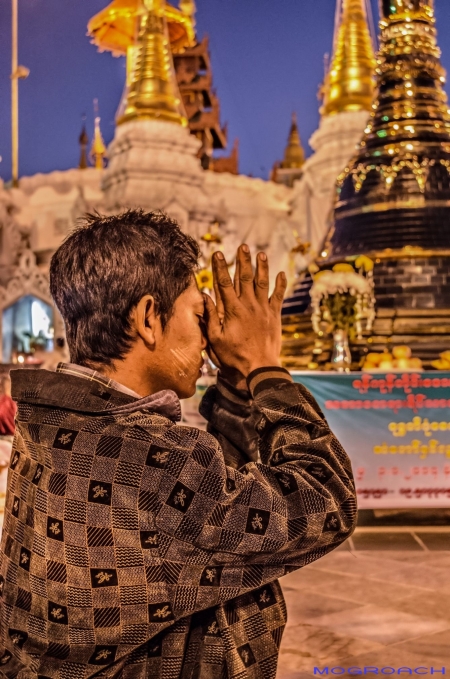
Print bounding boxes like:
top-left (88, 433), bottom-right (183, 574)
top-left (247, 366), bottom-right (293, 398)
top-left (219, 359), bottom-right (283, 388)
top-left (217, 367), bottom-right (248, 391)
top-left (246, 358), bottom-right (283, 375)
top-left (216, 372), bottom-right (252, 407)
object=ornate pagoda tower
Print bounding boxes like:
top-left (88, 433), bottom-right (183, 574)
top-left (272, 113), bottom-right (305, 188)
top-left (283, 0), bottom-right (450, 369)
top-left (89, 0), bottom-right (238, 174)
top-left (101, 0), bottom-right (204, 212)
top-left (173, 35), bottom-right (239, 173)
top-left (288, 0), bottom-right (376, 258)
top-left (282, 0), bottom-right (376, 367)
top-left (325, 0), bottom-right (450, 363)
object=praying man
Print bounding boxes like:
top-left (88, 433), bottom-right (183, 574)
top-left (0, 209), bottom-right (357, 679)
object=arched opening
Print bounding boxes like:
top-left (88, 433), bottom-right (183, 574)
top-left (2, 295), bottom-right (54, 364)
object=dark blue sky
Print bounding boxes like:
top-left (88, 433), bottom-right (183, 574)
top-left (1, 0), bottom-right (450, 182)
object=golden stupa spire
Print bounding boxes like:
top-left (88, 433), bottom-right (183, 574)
top-left (87, 1), bottom-right (195, 94)
top-left (90, 100), bottom-right (108, 169)
top-left (321, 0), bottom-right (376, 116)
top-left (281, 113), bottom-right (305, 169)
top-left (117, 0), bottom-right (187, 126)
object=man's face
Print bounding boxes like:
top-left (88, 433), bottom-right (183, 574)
top-left (153, 278), bottom-right (208, 399)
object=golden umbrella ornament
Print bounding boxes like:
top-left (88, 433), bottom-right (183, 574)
top-left (88, 0), bottom-right (195, 57)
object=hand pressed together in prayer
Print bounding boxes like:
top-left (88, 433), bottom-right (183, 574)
top-left (203, 244), bottom-right (287, 388)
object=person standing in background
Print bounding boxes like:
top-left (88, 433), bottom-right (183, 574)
top-left (0, 375), bottom-right (16, 439)
top-left (0, 375), bottom-right (16, 532)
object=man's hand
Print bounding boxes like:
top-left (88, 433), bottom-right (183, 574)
top-left (203, 244), bottom-right (287, 379)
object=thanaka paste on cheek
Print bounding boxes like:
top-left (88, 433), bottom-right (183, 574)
top-left (170, 347), bottom-right (198, 379)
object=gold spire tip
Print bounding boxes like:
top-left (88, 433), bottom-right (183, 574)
top-left (117, 0), bottom-right (187, 127)
top-left (322, 0), bottom-right (376, 117)
top-left (90, 101), bottom-right (108, 169)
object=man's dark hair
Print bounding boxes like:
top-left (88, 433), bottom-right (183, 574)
top-left (50, 209), bottom-right (200, 369)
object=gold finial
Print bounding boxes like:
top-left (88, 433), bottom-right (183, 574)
top-left (322, 0), bottom-right (376, 116)
top-left (87, 1), bottom-right (195, 114)
top-left (117, 0), bottom-right (187, 126)
top-left (281, 113), bottom-right (305, 169)
top-left (179, 0), bottom-right (196, 33)
top-left (88, 1), bottom-right (195, 57)
top-left (380, 0), bottom-right (433, 22)
top-left (90, 100), bottom-right (108, 170)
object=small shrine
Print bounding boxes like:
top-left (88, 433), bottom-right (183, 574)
top-left (272, 113), bottom-right (305, 188)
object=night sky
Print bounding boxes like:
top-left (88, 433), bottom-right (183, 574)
top-left (1, 0), bottom-right (450, 183)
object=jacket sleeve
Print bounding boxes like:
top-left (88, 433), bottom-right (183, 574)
top-left (150, 367), bottom-right (358, 619)
top-left (199, 373), bottom-right (261, 468)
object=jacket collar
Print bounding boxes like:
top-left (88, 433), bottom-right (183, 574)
top-left (56, 362), bottom-right (142, 399)
top-left (10, 366), bottom-right (182, 422)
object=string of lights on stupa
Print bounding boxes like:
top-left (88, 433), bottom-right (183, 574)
top-left (336, 0), bottom-right (450, 198)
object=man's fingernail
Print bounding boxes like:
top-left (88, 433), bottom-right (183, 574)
top-left (259, 252), bottom-right (267, 261)
top-left (242, 244), bottom-right (250, 253)
top-left (216, 251), bottom-right (224, 260)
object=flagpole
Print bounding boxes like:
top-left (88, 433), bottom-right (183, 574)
top-left (12, 0), bottom-right (19, 187)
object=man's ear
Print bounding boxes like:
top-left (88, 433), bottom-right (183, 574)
top-left (132, 295), bottom-right (159, 347)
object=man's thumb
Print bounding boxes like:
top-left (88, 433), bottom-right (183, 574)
top-left (203, 293), bottom-right (221, 335)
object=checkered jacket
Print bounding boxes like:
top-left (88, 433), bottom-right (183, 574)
top-left (0, 364), bottom-right (357, 679)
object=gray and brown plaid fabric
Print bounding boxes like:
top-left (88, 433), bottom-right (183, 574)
top-left (0, 364), bottom-right (357, 678)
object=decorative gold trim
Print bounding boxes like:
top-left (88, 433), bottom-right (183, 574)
top-left (332, 246), bottom-right (450, 262)
top-left (370, 247), bottom-right (450, 260)
top-left (335, 198), bottom-right (450, 219)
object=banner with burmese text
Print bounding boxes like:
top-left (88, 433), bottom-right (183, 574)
top-left (291, 371), bottom-right (450, 509)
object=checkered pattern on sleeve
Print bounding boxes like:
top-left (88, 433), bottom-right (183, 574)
top-left (0, 367), bottom-right (357, 679)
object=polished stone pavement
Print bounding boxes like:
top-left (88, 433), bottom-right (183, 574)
top-left (277, 527), bottom-right (450, 679)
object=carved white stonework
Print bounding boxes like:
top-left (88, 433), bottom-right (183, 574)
top-left (101, 118), bottom-right (295, 290)
top-left (202, 170), bottom-right (294, 289)
top-left (290, 110), bottom-right (371, 258)
top-left (0, 249), bottom-right (55, 363)
top-left (0, 249), bottom-right (51, 317)
top-left (0, 107), bottom-right (370, 358)
top-left (102, 119), bottom-right (204, 214)
top-left (11, 168), bottom-right (104, 258)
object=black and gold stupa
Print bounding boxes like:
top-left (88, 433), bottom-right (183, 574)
top-left (283, 0), bottom-right (450, 369)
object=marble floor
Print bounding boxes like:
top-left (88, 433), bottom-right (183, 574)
top-left (277, 527), bottom-right (450, 679)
